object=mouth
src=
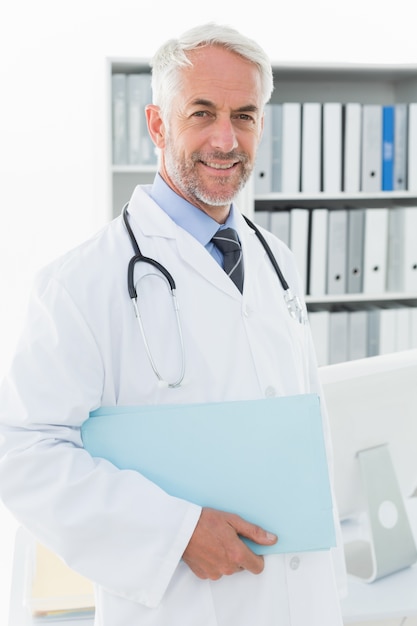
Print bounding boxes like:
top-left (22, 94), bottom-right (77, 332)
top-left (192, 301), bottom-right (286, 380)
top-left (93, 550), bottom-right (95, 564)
top-left (200, 159), bottom-right (240, 171)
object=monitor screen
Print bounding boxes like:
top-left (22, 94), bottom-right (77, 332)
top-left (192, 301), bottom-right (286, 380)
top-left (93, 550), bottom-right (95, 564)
top-left (319, 349), bottom-right (417, 521)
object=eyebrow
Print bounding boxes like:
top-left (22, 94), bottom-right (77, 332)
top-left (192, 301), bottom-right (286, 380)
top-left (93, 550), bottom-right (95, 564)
top-left (190, 99), bottom-right (260, 113)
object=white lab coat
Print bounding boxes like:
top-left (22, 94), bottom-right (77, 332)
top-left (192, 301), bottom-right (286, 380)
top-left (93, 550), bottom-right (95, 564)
top-left (0, 185), bottom-right (345, 625)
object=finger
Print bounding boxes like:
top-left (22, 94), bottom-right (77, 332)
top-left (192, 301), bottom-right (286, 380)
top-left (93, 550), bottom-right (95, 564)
top-left (239, 549), bottom-right (265, 575)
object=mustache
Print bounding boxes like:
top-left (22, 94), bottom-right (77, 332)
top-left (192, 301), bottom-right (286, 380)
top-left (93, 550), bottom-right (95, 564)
top-left (191, 150), bottom-right (249, 164)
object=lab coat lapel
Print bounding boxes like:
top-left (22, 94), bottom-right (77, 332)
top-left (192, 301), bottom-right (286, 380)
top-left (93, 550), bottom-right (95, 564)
top-left (236, 212), bottom-right (268, 292)
top-left (175, 231), bottom-right (242, 298)
top-left (175, 211), bottom-right (268, 299)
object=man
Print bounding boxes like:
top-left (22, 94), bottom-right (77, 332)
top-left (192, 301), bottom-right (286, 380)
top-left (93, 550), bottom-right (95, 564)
top-left (0, 22), bottom-right (344, 625)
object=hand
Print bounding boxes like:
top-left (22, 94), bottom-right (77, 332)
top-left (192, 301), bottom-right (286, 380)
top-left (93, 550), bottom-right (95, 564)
top-left (182, 507), bottom-right (278, 580)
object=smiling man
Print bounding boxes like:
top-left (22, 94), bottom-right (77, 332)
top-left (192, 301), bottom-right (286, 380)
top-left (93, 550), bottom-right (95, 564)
top-left (0, 22), bottom-right (344, 626)
top-left (147, 43), bottom-right (261, 222)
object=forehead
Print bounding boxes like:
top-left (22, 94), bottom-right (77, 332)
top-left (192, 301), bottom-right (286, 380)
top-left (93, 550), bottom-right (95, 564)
top-left (177, 45), bottom-right (263, 108)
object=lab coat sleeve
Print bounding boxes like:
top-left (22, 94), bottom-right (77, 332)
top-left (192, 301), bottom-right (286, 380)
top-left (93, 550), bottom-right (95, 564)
top-left (0, 271), bottom-right (202, 608)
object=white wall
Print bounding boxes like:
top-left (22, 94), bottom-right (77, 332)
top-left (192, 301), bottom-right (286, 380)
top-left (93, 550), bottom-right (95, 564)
top-left (1, 0), bottom-right (416, 373)
top-left (0, 0), bottom-right (416, 622)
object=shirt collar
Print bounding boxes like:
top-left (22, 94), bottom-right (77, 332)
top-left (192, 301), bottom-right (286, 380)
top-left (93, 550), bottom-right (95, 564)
top-left (149, 174), bottom-right (239, 246)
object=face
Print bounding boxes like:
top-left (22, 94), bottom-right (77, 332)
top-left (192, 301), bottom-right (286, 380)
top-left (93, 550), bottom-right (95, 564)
top-left (146, 45), bottom-right (264, 222)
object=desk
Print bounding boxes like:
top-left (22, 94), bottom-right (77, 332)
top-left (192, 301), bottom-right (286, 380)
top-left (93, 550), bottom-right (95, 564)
top-left (8, 505), bottom-right (417, 626)
top-left (342, 563), bottom-right (417, 623)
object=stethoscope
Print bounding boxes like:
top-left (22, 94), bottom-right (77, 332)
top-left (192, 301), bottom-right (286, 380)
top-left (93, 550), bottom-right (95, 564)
top-left (123, 203), bottom-right (306, 388)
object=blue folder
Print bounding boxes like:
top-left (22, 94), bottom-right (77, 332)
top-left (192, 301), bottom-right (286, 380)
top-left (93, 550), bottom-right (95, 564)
top-left (382, 105), bottom-right (394, 191)
top-left (81, 394), bottom-right (336, 555)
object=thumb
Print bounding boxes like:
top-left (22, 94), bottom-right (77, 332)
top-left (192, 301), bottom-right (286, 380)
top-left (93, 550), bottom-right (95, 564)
top-left (230, 515), bottom-right (278, 546)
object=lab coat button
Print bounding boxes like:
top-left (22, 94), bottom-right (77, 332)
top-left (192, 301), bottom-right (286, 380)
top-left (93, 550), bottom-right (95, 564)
top-left (289, 556), bottom-right (300, 570)
top-left (265, 386), bottom-right (276, 397)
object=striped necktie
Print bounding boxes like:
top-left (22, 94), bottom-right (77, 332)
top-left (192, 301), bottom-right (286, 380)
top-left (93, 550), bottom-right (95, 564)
top-left (211, 228), bottom-right (244, 293)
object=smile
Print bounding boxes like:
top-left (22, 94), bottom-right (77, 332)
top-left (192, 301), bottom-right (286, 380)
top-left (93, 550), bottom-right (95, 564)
top-left (202, 161), bottom-right (238, 170)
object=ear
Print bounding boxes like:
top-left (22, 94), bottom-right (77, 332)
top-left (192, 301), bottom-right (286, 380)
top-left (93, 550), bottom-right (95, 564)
top-left (259, 110), bottom-right (265, 139)
top-left (146, 105), bottom-right (166, 149)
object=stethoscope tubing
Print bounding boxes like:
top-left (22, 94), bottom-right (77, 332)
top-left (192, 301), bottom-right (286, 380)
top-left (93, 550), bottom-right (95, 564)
top-left (242, 215), bottom-right (289, 292)
top-left (122, 202), bottom-right (306, 387)
top-left (127, 254), bottom-right (176, 298)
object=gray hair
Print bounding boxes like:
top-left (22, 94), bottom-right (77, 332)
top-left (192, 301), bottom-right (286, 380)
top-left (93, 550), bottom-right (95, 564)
top-left (150, 22), bottom-right (274, 120)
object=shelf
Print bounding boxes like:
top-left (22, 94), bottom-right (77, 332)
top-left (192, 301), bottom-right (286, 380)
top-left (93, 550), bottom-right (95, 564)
top-left (255, 191), bottom-right (417, 211)
top-left (306, 292), bottom-right (417, 311)
top-left (109, 58), bottom-right (417, 78)
top-left (109, 57), bottom-right (150, 74)
top-left (272, 61), bottom-right (417, 81)
top-left (270, 62), bottom-right (417, 105)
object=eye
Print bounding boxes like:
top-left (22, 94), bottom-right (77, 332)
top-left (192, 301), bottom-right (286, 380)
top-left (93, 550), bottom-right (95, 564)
top-left (232, 112), bottom-right (258, 124)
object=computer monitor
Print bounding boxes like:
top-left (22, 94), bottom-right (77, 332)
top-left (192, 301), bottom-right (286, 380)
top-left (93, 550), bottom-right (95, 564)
top-left (319, 349), bottom-right (417, 582)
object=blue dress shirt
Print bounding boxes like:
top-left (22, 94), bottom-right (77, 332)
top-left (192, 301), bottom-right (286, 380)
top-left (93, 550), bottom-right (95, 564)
top-left (147, 174), bottom-right (240, 267)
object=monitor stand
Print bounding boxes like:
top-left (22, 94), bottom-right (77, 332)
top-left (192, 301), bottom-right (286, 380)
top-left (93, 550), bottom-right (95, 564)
top-left (344, 443), bottom-right (417, 582)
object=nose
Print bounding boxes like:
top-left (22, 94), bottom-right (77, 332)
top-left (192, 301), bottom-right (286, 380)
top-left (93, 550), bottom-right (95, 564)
top-left (210, 116), bottom-right (238, 153)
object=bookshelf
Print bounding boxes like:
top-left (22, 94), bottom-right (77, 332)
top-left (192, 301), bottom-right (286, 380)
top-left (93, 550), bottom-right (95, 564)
top-left (109, 58), bottom-right (157, 215)
top-left (109, 58), bottom-right (417, 364)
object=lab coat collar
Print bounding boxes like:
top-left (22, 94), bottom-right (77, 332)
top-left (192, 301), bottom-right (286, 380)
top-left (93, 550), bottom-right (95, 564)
top-left (127, 185), bottom-right (179, 239)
